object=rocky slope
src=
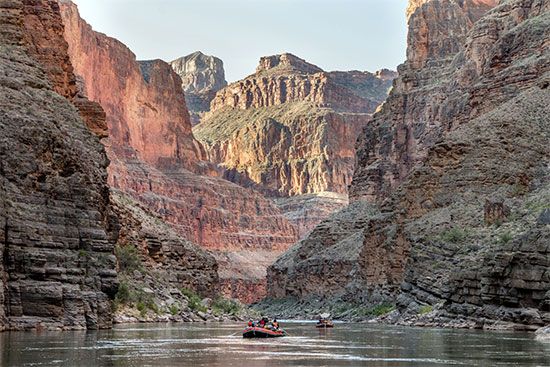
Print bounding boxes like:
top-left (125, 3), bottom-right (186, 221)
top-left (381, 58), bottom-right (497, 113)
top-left (0, 0), bottom-right (117, 331)
top-left (194, 53), bottom-right (395, 234)
top-left (58, 0), bottom-right (298, 303)
top-left (170, 51), bottom-right (227, 125)
top-left (109, 191), bottom-right (251, 323)
top-left (264, 0), bottom-right (550, 330)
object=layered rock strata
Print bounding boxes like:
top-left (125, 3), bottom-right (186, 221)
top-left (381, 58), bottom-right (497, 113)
top-left (350, 0), bottom-right (499, 202)
top-left (268, 0), bottom-right (550, 329)
top-left (0, 0), bottom-right (117, 331)
top-left (209, 53), bottom-right (394, 113)
top-left (58, 1), bottom-right (298, 302)
top-left (274, 192), bottom-right (348, 238)
top-left (170, 51), bottom-right (227, 125)
top-left (194, 54), bottom-right (395, 233)
top-left (111, 190), bottom-right (219, 298)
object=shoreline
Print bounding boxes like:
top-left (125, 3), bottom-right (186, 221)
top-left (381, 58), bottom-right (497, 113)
top-left (2, 318), bottom-right (548, 341)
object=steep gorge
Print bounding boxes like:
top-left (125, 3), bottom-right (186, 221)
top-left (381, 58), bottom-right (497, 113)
top-left (58, 0), bottom-right (298, 303)
top-left (266, 0), bottom-right (550, 330)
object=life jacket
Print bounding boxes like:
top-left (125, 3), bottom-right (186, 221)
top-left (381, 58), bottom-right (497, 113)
top-left (248, 321), bottom-right (252, 327)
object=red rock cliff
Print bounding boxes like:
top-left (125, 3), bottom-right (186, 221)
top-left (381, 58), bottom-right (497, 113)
top-left (194, 54), bottom-right (395, 235)
top-left (58, 0), bottom-right (298, 303)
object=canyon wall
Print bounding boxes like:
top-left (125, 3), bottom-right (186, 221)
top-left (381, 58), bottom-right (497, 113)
top-left (268, 0), bottom-right (550, 329)
top-left (58, 0), bottom-right (298, 302)
top-left (0, 0), bottom-right (117, 330)
top-left (194, 53), bottom-right (395, 235)
top-left (170, 51), bottom-right (227, 125)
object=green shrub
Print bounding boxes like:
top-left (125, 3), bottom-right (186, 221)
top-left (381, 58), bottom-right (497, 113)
top-left (181, 287), bottom-right (200, 299)
top-left (115, 281), bottom-right (131, 304)
top-left (439, 227), bottom-right (469, 243)
top-left (181, 288), bottom-right (207, 313)
top-left (115, 245), bottom-right (143, 273)
top-left (369, 304), bottom-right (395, 316)
top-left (355, 303), bottom-right (395, 317)
top-left (212, 298), bottom-right (241, 316)
top-left (331, 302), bottom-right (352, 315)
top-left (169, 303), bottom-right (180, 316)
top-left (136, 301), bottom-right (146, 314)
top-left (419, 305), bottom-right (433, 315)
top-left (498, 231), bottom-right (513, 244)
top-left (148, 301), bottom-right (159, 314)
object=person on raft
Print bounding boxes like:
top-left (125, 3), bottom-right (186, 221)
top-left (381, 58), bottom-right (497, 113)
top-left (250, 317), bottom-right (280, 330)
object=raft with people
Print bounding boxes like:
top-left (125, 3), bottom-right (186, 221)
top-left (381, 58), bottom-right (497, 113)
top-left (316, 320), bottom-right (334, 328)
top-left (316, 313), bottom-right (334, 328)
top-left (243, 317), bottom-right (286, 338)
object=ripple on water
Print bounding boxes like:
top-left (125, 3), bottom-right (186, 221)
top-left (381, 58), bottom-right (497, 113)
top-left (5, 323), bottom-right (550, 367)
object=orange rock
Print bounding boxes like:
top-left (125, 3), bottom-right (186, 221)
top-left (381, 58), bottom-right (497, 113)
top-left (58, 0), bottom-right (298, 302)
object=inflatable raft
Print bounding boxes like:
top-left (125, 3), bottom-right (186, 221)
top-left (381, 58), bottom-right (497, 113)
top-left (242, 327), bottom-right (286, 338)
top-left (316, 322), bottom-right (334, 328)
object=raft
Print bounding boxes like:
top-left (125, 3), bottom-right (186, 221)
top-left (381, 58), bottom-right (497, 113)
top-left (316, 322), bottom-right (334, 328)
top-left (242, 327), bottom-right (286, 338)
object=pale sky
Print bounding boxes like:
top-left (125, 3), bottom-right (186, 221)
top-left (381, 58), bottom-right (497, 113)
top-left (72, 0), bottom-right (408, 82)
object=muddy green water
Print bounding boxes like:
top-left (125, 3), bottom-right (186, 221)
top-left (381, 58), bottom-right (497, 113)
top-left (1, 322), bottom-right (549, 366)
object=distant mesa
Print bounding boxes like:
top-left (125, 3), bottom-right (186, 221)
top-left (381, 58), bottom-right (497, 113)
top-left (256, 53), bottom-right (324, 74)
top-left (193, 52), bottom-right (396, 236)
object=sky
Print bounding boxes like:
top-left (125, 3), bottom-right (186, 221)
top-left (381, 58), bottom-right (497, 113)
top-left (72, 0), bottom-right (408, 82)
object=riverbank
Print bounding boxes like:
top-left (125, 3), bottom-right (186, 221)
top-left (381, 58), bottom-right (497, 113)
top-left (253, 297), bottom-right (549, 333)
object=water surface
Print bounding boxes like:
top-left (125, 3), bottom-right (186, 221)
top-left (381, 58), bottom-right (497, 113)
top-left (1, 322), bottom-right (549, 366)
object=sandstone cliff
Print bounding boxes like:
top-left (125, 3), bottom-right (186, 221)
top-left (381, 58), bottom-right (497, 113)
top-left (58, 1), bottom-right (298, 302)
top-left (0, 0), bottom-right (116, 331)
top-left (194, 53), bottom-right (395, 235)
top-left (170, 51), bottom-right (227, 125)
top-left (266, 0), bottom-right (550, 329)
top-left (208, 53), bottom-right (393, 114)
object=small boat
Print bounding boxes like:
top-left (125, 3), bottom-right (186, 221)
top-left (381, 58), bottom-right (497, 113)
top-left (316, 321), bottom-right (334, 328)
top-left (242, 326), bottom-right (286, 338)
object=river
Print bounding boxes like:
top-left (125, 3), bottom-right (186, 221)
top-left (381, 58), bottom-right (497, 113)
top-left (1, 322), bottom-right (549, 366)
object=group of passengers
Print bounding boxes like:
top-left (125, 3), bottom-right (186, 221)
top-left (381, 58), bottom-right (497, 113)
top-left (247, 317), bottom-right (280, 330)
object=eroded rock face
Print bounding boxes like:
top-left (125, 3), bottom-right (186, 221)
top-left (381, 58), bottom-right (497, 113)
top-left (195, 53), bottom-right (394, 234)
top-left (0, 0), bottom-right (117, 331)
top-left (58, 1), bottom-right (298, 302)
top-left (60, 1), bottom-right (204, 171)
top-left (274, 192), bottom-right (348, 238)
top-left (351, 0), bottom-right (498, 202)
top-left (269, 0), bottom-right (550, 328)
top-left (209, 53), bottom-right (391, 113)
top-left (110, 191), bottom-right (219, 297)
top-left (170, 51), bottom-right (227, 125)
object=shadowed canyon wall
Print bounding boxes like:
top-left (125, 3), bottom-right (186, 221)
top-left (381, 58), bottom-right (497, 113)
top-left (58, 0), bottom-right (298, 303)
top-left (0, 0), bottom-right (116, 331)
top-left (268, 0), bottom-right (550, 329)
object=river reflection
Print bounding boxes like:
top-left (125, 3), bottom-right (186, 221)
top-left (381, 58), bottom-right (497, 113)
top-left (1, 322), bottom-right (549, 366)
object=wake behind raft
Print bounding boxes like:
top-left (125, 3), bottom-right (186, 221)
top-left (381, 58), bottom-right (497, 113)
top-left (243, 326), bottom-right (286, 338)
